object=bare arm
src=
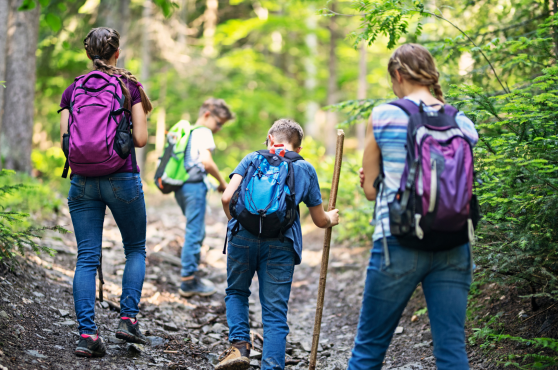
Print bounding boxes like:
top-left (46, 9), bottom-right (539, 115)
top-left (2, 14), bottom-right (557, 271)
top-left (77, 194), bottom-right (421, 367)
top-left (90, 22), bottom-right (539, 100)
top-left (221, 174), bottom-right (243, 220)
top-left (131, 103), bottom-right (148, 148)
top-left (309, 205), bottom-right (340, 229)
top-left (60, 110), bottom-right (70, 148)
top-left (200, 149), bottom-right (227, 192)
top-left (362, 114), bottom-right (381, 201)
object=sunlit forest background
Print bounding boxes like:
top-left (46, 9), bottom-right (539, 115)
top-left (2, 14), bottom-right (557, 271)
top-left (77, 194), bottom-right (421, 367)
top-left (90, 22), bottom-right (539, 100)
top-left (2, 0), bottom-right (558, 365)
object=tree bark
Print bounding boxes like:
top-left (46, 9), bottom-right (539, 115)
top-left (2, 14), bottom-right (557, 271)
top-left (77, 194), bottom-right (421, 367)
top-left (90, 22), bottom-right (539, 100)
top-left (100, 0), bottom-right (130, 67)
top-left (155, 69), bottom-right (167, 157)
top-left (304, 5), bottom-right (319, 138)
top-left (325, 2), bottom-right (338, 155)
top-left (203, 0), bottom-right (218, 57)
top-left (553, 0), bottom-right (558, 59)
top-left (136, 0), bottom-right (151, 177)
top-left (2, 0), bottom-right (40, 172)
top-left (356, 42), bottom-right (367, 150)
top-left (0, 0), bottom-right (10, 170)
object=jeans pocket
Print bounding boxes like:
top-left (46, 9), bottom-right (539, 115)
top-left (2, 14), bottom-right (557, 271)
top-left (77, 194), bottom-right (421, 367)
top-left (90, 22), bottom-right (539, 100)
top-left (228, 241), bottom-right (249, 275)
top-left (267, 245), bottom-right (295, 283)
top-left (446, 243), bottom-right (471, 272)
top-left (68, 175), bottom-right (86, 201)
top-left (381, 244), bottom-right (418, 278)
top-left (109, 176), bottom-right (140, 203)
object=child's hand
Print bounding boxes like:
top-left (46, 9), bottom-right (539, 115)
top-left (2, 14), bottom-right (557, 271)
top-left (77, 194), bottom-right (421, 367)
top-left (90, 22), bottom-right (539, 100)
top-left (358, 167), bottom-right (365, 188)
top-left (217, 183), bottom-right (227, 193)
top-left (327, 209), bottom-right (340, 227)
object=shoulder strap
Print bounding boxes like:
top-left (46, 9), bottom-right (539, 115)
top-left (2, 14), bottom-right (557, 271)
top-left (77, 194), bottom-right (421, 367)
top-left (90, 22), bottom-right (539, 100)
top-left (443, 104), bottom-right (458, 117)
top-left (388, 99), bottom-right (420, 116)
top-left (284, 151), bottom-right (304, 162)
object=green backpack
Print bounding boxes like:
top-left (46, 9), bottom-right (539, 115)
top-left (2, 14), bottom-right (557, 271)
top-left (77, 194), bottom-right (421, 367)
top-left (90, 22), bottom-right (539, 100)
top-left (154, 120), bottom-right (202, 194)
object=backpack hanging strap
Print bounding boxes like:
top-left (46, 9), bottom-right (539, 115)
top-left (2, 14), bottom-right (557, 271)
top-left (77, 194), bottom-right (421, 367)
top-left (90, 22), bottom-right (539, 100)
top-left (61, 158), bottom-right (70, 179)
top-left (131, 146), bottom-right (138, 174)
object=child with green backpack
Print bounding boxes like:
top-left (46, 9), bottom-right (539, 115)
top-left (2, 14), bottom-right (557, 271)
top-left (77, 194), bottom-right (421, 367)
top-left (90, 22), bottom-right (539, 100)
top-left (155, 98), bottom-right (233, 297)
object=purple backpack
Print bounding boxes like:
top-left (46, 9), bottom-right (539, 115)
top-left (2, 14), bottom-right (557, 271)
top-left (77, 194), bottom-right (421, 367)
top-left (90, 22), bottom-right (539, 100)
top-left (61, 71), bottom-right (135, 178)
top-left (381, 99), bottom-right (481, 251)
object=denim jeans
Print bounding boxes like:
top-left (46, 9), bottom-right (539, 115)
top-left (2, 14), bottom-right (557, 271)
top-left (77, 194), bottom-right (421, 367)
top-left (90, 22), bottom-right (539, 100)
top-left (68, 173), bottom-right (146, 335)
top-left (348, 236), bottom-right (472, 370)
top-left (225, 229), bottom-right (295, 370)
top-left (174, 181), bottom-right (207, 277)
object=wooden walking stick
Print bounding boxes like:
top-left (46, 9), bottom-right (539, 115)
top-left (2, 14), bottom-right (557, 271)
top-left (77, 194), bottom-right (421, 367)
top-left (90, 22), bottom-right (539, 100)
top-left (309, 129), bottom-right (344, 370)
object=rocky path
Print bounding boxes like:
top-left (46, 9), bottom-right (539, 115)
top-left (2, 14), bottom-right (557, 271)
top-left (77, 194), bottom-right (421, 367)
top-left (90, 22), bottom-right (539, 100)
top-left (0, 191), bottom-right (486, 370)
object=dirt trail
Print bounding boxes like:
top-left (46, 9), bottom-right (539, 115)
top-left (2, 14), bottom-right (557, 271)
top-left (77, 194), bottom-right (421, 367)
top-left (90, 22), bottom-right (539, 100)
top-left (0, 191), bottom-right (487, 370)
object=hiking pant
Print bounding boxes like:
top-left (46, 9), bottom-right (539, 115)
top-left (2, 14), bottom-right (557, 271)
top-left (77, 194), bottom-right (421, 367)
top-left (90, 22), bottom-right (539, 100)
top-left (174, 181), bottom-right (207, 277)
top-left (348, 236), bottom-right (472, 370)
top-left (68, 173), bottom-right (146, 335)
top-left (225, 229), bottom-right (295, 370)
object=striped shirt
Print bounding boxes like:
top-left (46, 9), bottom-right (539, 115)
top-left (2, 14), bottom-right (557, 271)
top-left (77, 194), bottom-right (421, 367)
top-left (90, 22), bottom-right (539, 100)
top-left (372, 97), bottom-right (479, 242)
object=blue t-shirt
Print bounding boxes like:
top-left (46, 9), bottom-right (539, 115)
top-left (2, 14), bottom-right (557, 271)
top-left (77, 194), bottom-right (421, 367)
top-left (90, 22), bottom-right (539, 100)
top-left (228, 151), bottom-right (323, 265)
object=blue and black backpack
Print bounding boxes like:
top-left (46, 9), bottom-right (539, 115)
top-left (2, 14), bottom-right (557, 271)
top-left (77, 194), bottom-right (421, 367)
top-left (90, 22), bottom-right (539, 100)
top-left (227, 148), bottom-right (303, 247)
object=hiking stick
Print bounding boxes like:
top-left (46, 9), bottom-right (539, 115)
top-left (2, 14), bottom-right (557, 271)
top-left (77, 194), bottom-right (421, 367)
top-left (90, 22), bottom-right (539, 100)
top-left (309, 129), bottom-right (344, 370)
top-left (98, 253), bottom-right (104, 302)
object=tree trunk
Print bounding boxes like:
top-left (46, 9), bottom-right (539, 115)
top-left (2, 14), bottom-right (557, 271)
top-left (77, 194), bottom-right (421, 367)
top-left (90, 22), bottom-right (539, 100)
top-left (136, 0), bottom-right (151, 177)
top-left (553, 0), bottom-right (558, 59)
top-left (100, 0), bottom-right (130, 67)
top-left (203, 0), bottom-right (217, 56)
top-left (357, 42), bottom-right (367, 150)
top-left (155, 69), bottom-right (167, 157)
top-left (177, 0), bottom-right (189, 49)
top-left (1, 0), bottom-right (40, 173)
top-left (304, 5), bottom-right (319, 138)
top-left (325, 3), bottom-right (338, 155)
top-left (0, 0), bottom-right (10, 170)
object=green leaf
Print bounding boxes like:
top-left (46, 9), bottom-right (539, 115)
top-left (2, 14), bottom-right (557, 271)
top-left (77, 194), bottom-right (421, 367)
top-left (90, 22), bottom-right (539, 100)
top-left (45, 13), bottom-right (62, 32)
top-left (38, 0), bottom-right (49, 7)
top-left (17, 0), bottom-right (36, 11)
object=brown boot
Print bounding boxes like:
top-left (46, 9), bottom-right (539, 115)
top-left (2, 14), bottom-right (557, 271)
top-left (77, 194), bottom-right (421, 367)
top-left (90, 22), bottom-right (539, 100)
top-left (215, 341), bottom-right (251, 370)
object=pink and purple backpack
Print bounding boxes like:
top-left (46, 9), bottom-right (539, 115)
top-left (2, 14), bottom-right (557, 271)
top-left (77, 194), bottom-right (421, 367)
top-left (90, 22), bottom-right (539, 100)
top-left (380, 99), bottom-right (481, 251)
top-left (60, 70), bottom-right (136, 178)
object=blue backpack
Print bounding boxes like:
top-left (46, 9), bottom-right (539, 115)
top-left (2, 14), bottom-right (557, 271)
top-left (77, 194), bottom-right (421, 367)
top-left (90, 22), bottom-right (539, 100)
top-left (228, 148), bottom-right (303, 243)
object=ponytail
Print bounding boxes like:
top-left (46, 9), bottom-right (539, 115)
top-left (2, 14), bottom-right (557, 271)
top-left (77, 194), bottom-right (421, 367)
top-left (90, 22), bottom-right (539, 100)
top-left (85, 28), bottom-right (153, 114)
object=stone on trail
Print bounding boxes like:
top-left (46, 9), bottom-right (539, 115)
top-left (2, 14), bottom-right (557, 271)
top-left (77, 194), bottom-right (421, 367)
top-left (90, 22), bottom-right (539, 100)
top-left (127, 343), bottom-right (144, 354)
top-left (393, 362), bottom-right (423, 370)
top-left (150, 252), bottom-right (182, 267)
top-left (147, 336), bottom-right (166, 347)
top-left (108, 336), bottom-right (126, 344)
top-left (163, 322), bottom-right (179, 331)
top-left (58, 320), bottom-right (76, 327)
top-left (58, 309), bottom-right (70, 317)
top-left (100, 301), bottom-right (109, 309)
top-left (250, 349), bottom-right (262, 359)
top-left (250, 359), bottom-right (261, 367)
top-left (205, 352), bottom-right (219, 365)
top-left (25, 350), bottom-right (47, 358)
top-left (0, 310), bottom-right (8, 319)
top-left (394, 326), bottom-right (404, 334)
top-left (210, 322), bottom-right (228, 333)
top-left (32, 292), bottom-right (45, 298)
top-left (207, 333), bottom-right (221, 340)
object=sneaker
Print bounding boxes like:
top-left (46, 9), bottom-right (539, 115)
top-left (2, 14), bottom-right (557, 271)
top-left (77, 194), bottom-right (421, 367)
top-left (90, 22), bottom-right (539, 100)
top-left (74, 332), bottom-right (106, 358)
top-left (215, 341), bottom-right (251, 370)
top-left (179, 276), bottom-right (216, 297)
top-left (115, 317), bottom-right (148, 344)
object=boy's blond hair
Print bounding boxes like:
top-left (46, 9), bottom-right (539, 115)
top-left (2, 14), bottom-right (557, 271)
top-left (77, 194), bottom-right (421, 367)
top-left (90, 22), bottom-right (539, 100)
top-left (199, 97), bottom-right (234, 121)
top-left (266, 119), bottom-right (304, 148)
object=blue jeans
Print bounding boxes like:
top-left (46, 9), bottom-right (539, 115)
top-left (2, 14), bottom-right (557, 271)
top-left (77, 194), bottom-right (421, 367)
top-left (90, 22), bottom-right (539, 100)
top-left (174, 181), bottom-right (207, 277)
top-left (348, 237), bottom-right (472, 370)
top-left (225, 230), bottom-right (295, 370)
top-left (68, 173), bottom-right (146, 335)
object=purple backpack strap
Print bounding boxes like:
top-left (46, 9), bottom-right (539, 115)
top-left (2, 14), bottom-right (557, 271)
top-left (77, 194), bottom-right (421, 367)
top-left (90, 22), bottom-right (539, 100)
top-left (388, 99), bottom-right (420, 116)
top-left (443, 104), bottom-right (458, 117)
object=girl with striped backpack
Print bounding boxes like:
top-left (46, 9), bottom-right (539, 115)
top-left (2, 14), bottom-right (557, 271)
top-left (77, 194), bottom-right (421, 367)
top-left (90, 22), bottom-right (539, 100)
top-left (349, 44), bottom-right (479, 370)
top-left (58, 27), bottom-right (152, 358)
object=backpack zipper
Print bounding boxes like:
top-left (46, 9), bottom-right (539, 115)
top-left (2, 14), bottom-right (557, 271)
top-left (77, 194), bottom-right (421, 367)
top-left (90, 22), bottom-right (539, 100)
top-left (429, 158), bottom-right (437, 212)
top-left (76, 103), bottom-right (104, 113)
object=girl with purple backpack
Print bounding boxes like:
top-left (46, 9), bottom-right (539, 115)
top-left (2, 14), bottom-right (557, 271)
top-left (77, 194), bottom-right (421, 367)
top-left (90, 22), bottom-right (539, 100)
top-left (58, 27), bottom-right (152, 358)
top-left (349, 44), bottom-right (479, 369)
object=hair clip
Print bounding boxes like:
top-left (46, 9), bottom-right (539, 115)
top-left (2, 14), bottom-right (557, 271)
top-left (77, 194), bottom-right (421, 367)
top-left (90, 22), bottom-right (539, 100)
top-left (92, 55), bottom-right (101, 60)
top-left (136, 82), bottom-right (143, 88)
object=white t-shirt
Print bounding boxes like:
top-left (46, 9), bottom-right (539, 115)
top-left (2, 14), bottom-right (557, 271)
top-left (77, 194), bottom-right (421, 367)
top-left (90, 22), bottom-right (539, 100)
top-left (185, 126), bottom-right (215, 182)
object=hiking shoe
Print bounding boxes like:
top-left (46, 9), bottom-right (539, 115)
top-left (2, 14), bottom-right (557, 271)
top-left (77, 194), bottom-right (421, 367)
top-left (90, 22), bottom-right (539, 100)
top-left (115, 317), bottom-right (148, 344)
top-left (74, 332), bottom-right (106, 358)
top-left (179, 276), bottom-right (216, 297)
top-left (215, 341), bottom-right (251, 370)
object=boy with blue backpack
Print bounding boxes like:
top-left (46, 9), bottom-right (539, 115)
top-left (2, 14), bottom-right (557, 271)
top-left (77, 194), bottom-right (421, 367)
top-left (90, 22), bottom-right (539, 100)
top-left (218, 119), bottom-right (340, 370)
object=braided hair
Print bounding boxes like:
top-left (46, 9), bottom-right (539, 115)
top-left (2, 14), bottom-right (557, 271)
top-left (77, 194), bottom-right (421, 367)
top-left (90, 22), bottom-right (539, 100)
top-left (387, 44), bottom-right (445, 103)
top-left (84, 27), bottom-right (153, 114)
